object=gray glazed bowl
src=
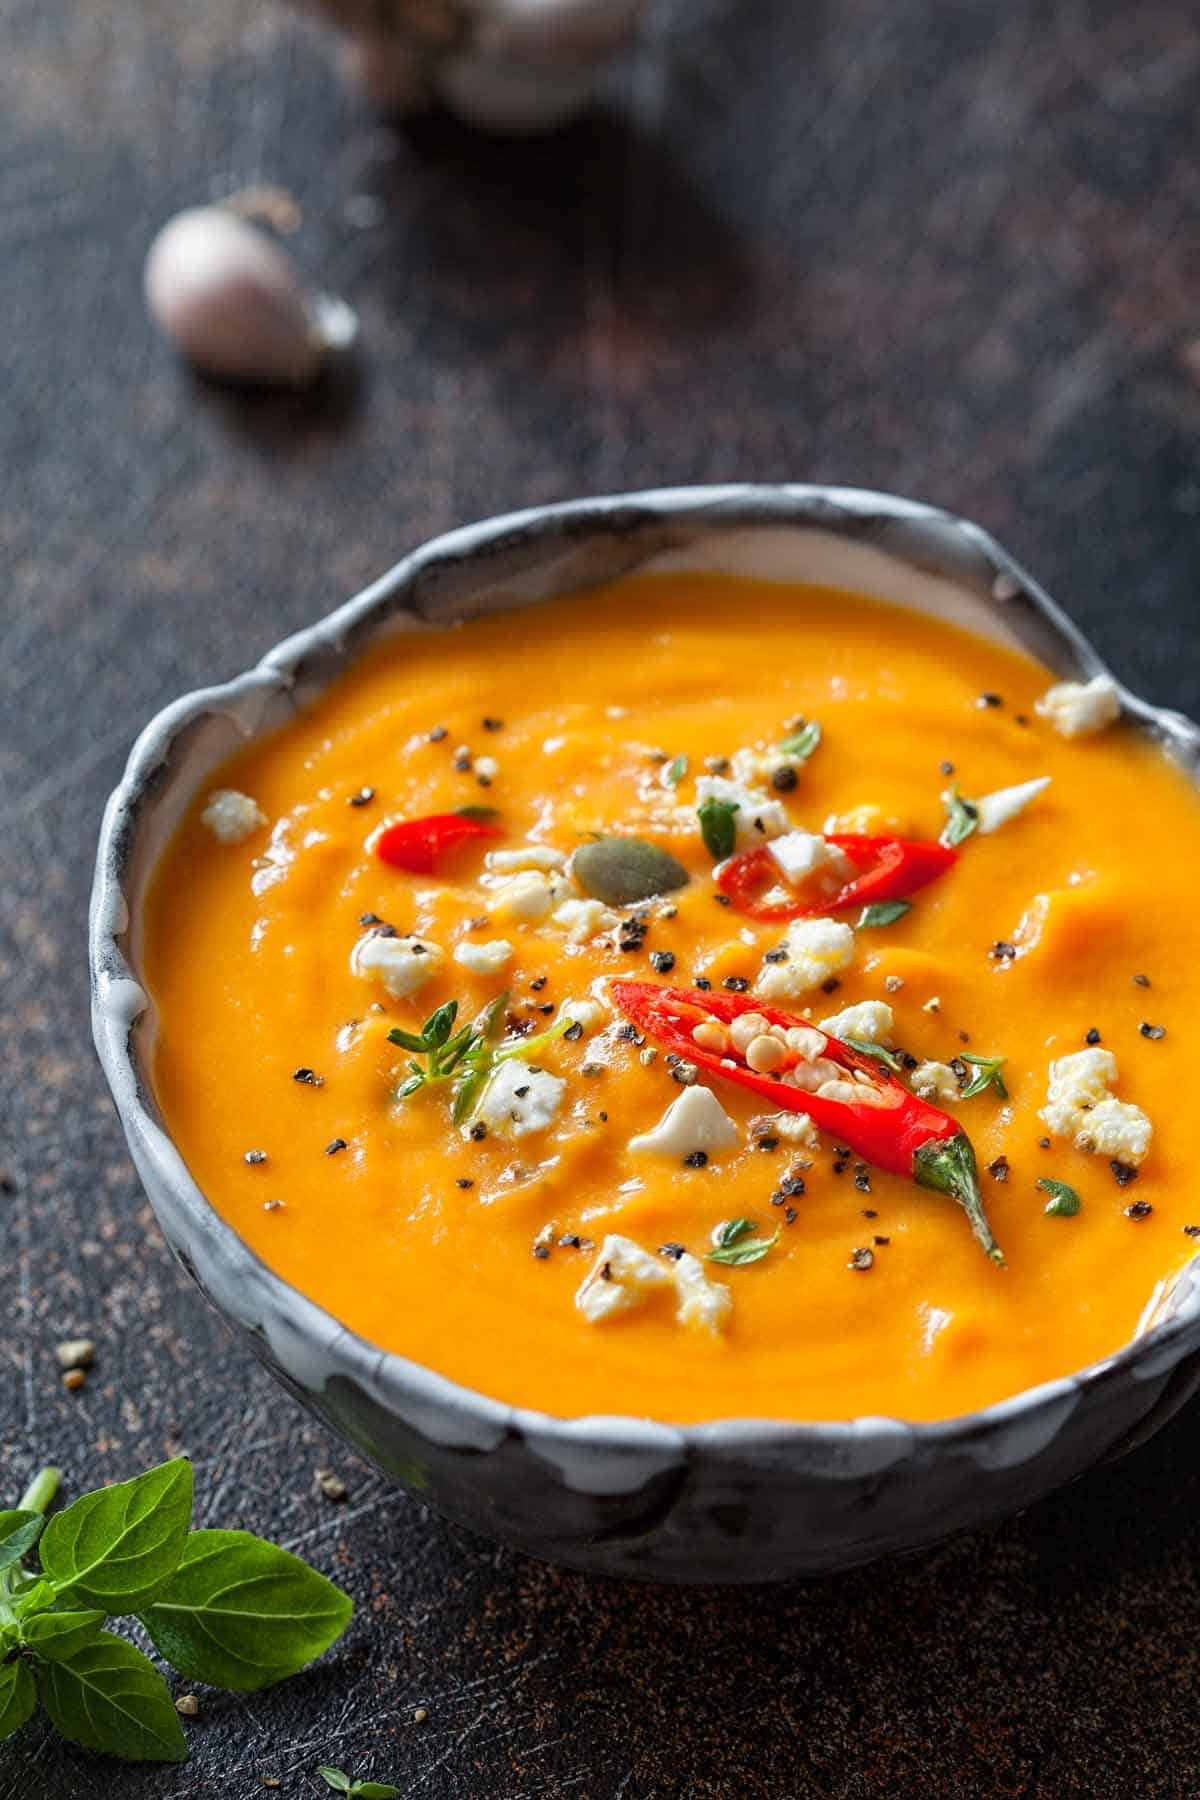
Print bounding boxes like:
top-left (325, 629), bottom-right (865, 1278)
top-left (90, 485), bottom-right (1200, 1582)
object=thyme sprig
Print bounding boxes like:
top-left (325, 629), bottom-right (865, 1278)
top-left (389, 995), bottom-right (571, 1126)
top-left (959, 1051), bottom-right (1008, 1099)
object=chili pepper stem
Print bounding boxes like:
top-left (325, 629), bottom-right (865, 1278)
top-left (913, 1134), bottom-right (1005, 1266)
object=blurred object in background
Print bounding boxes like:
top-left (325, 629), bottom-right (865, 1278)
top-left (293, 0), bottom-right (646, 132)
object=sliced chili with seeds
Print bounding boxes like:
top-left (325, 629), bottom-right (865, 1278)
top-left (715, 833), bottom-right (957, 922)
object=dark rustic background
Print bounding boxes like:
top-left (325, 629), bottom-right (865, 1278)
top-left (3, 1), bottom-right (1200, 1795)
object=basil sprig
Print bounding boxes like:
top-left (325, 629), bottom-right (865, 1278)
top-left (320, 1767), bottom-right (402, 1798)
top-left (960, 1051), bottom-right (1008, 1099)
top-left (1038, 1176), bottom-right (1082, 1216)
top-left (698, 797), bottom-right (739, 860)
top-left (707, 1217), bottom-right (781, 1265)
top-left (0, 1460), bottom-right (351, 1764)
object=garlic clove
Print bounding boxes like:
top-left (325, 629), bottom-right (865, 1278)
top-left (143, 207), bottom-right (358, 388)
top-left (434, 48), bottom-right (596, 133)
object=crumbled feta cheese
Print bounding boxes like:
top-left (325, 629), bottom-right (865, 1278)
top-left (352, 931), bottom-right (443, 998)
top-left (694, 774), bottom-right (791, 846)
top-left (485, 845), bottom-right (567, 874)
top-left (453, 938), bottom-right (513, 976)
top-left (550, 897), bottom-right (620, 944)
top-left (910, 1060), bottom-right (960, 1105)
top-left (818, 1000), bottom-right (895, 1045)
top-left (730, 746), bottom-right (805, 786)
top-left (488, 870), bottom-right (558, 925)
top-left (560, 996), bottom-right (607, 1033)
top-left (628, 1084), bottom-right (741, 1158)
top-left (757, 1110), bottom-right (820, 1148)
top-left (201, 788), bottom-right (266, 844)
top-left (575, 1235), bottom-right (732, 1333)
top-left (474, 754), bottom-right (499, 781)
top-left (1073, 1096), bottom-right (1153, 1165)
top-left (823, 804), bottom-right (891, 836)
top-left (1040, 1046), bottom-right (1152, 1166)
top-left (1035, 674), bottom-right (1121, 738)
top-left (754, 916), bottom-right (856, 999)
top-left (767, 831), bottom-right (855, 890)
top-left (672, 1252), bottom-right (733, 1334)
top-left (469, 1059), bottom-right (565, 1138)
top-left (974, 776), bottom-right (1051, 835)
top-left (575, 1234), bottom-right (672, 1323)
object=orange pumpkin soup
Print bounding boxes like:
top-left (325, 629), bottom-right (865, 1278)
top-left (143, 575), bottom-right (1200, 1423)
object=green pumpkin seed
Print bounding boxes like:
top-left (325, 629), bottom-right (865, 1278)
top-left (571, 836), bottom-right (690, 907)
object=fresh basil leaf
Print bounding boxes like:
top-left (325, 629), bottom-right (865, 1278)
top-left (856, 900), bottom-right (912, 928)
top-left (421, 1000), bottom-right (458, 1050)
top-left (698, 798), bottom-right (739, 861)
top-left (0, 1659), bottom-right (36, 1745)
top-left (353, 1784), bottom-right (402, 1798)
top-left (21, 1608), bottom-right (107, 1662)
top-left (1038, 1177), bottom-right (1082, 1217)
top-left (138, 1528), bottom-right (353, 1693)
top-left (778, 720), bottom-right (821, 760)
top-left (456, 805), bottom-right (499, 823)
top-left (708, 1228), bottom-right (780, 1266)
top-left (960, 1052), bottom-right (1008, 1099)
top-left (665, 754), bottom-right (688, 787)
top-left (386, 1027), bottom-right (429, 1054)
top-left (940, 783), bottom-right (979, 848)
top-left (318, 1771), bottom-right (353, 1795)
top-left (0, 1509), bottom-right (43, 1573)
top-left (713, 1217), bottom-right (756, 1249)
top-left (11, 1577), bottom-right (57, 1619)
top-left (843, 1037), bottom-right (904, 1074)
top-left (35, 1630), bottom-right (188, 1763)
top-left (39, 1457), bottom-right (192, 1612)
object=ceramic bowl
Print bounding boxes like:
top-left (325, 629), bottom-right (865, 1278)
top-left (90, 485), bottom-right (1200, 1582)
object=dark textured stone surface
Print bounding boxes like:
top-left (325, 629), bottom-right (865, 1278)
top-left (2, 0), bottom-right (1199, 1793)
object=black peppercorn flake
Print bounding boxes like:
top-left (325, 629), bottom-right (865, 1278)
top-left (873, 1234), bottom-right (890, 1246)
top-left (469, 1121), bottom-right (487, 1141)
top-left (959, 1030), bottom-right (971, 1044)
top-left (1140, 1021), bottom-right (1166, 1040)
top-left (659, 1242), bottom-right (687, 1261)
top-left (991, 941), bottom-right (1018, 962)
top-left (785, 1207), bottom-right (798, 1225)
top-left (533, 1244), bottom-right (551, 1260)
top-left (694, 977), bottom-right (712, 991)
top-left (705, 756), bottom-right (731, 775)
top-left (763, 947), bottom-right (789, 963)
top-left (599, 1260), bottom-right (613, 1281)
top-left (348, 786), bottom-right (375, 808)
top-left (987, 1156), bottom-right (1010, 1182)
top-left (1183, 1225), bottom-right (1200, 1239)
top-left (853, 1169), bottom-right (872, 1194)
top-left (1039, 1137), bottom-right (1051, 1149)
top-left (650, 950), bottom-right (675, 974)
top-left (1111, 1161), bottom-right (1137, 1187)
top-left (581, 1062), bottom-right (605, 1077)
top-left (453, 752), bottom-right (472, 772)
top-left (1015, 713), bottom-right (1030, 726)
top-left (244, 1149), bottom-right (268, 1166)
top-left (940, 760), bottom-right (954, 776)
top-left (713, 893), bottom-right (732, 906)
top-left (770, 1191), bottom-right (785, 1206)
top-left (756, 1135), bottom-right (780, 1151)
top-left (821, 977), bottom-right (841, 995)
top-left (559, 1233), bottom-right (581, 1248)
top-left (481, 716), bottom-right (504, 732)
top-left (1125, 1200), bottom-right (1153, 1220)
top-left (293, 1068), bottom-right (323, 1086)
top-left (325, 1138), bottom-right (348, 1156)
top-left (359, 912), bottom-right (383, 926)
top-left (1133, 973), bottom-right (1151, 989)
top-left (428, 725), bottom-right (448, 742)
top-left (683, 1150), bottom-right (709, 1168)
top-left (860, 1208), bottom-right (878, 1219)
top-left (977, 691), bottom-right (1004, 708)
top-left (771, 765), bottom-right (799, 792)
top-left (849, 1247), bottom-right (875, 1271)
top-left (722, 976), bottom-right (750, 992)
top-left (513, 1085), bottom-right (530, 1100)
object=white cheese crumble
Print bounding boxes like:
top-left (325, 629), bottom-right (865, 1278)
top-left (694, 774), bottom-right (791, 847)
top-left (488, 870), bottom-right (559, 924)
top-left (973, 776), bottom-right (1051, 835)
top-left (1035, 674), bottom-right (1121, 738)
top-left (453, 938), bottom-right (513, 976)
top-left (1040, 1047), bottom-right (1152, 1166)
top-left (755, 1110), bottom-right (820, 1148)
top-left (754, 916), bottom-right (856, 1000)
top-left (559, 996), bottom-right (607, 1033)
top-left (575, 1234), bottom-right (731, 1333)
top-left (550, 897), bottom-right (620, 944)
top-left (468, 1059), bottom-right (565, 1138)
top-left (817, 1000), bottom-right (895, 1045)
top-left (767, 831), bottom-right (855, 890)
top-left (351, 931), bottom-right (443, 999)
top-left (474, 754), bottom-right (499, 782)
top-left (485, 845), bottom-right (567, 874)
top-left (627, 1084), bottom-right (741, 1158)
top-left (910, 1060), bottom-right (960, 1105)
top-left (201, 789), bottom-right (266, 844)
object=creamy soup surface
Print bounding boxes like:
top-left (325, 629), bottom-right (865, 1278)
top-left (144, 575), bottom-right (1200, 1424)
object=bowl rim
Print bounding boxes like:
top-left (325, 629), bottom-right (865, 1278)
top-left (89, 481), bottom-right (1200, 1465)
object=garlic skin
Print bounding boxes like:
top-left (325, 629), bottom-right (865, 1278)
top-left (144, 207), bottom-right (358, 388)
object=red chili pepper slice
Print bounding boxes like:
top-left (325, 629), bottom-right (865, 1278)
top-left (716, 834), bottom-right (957, 922)
top-left (611, 979), bottom-right (1003, 1265)
top-left (375, 813), bottom-right (501, 875)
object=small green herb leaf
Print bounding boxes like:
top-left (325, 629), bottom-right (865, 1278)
top-left (11, 1577), bottom-right (57, 1619)
top-left (843, 1037), bottom-right (904, 1074)
top-left (712, 1217), bottom-right (756, 1249)
top-left (941, 783), bottom-right (979, 848)
top-left (698, 797), bottom-right (739, 861)
top-left (0, 1509), bottom-right (43, 1573)
top-left (1039, 1177), bottom-right (1082, 1217)
top-left (857, 900), bottom-right (912, 928)
top-left (21, 1608), bottom-right (107, 1662)
top-left (39, 1457), bottom-right (193, 1612)
top-left (353, 1785), bottom-right (403, 1798)
top-left (138, 1528), bottom-right (353, 1693)
top-left (778, 720), bottom-right (822, 760)
top-left (456, 805), bottom-right (499, 823)
top-left (960, 1052), bottom-right (1008, 1100)
top-left (35, 1631), bottom-right (188, 1763)
top-left (421, 1000), bottom-right (458, 1049)
top-left (318, 1773), bottom-right (353, 1796)
top-left (665, 753), bottom-right (688, 787)
top-left (708, 1226), bottom-right (781, 1266)
top-left (0, 1660), bottom-right (36, 1745)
